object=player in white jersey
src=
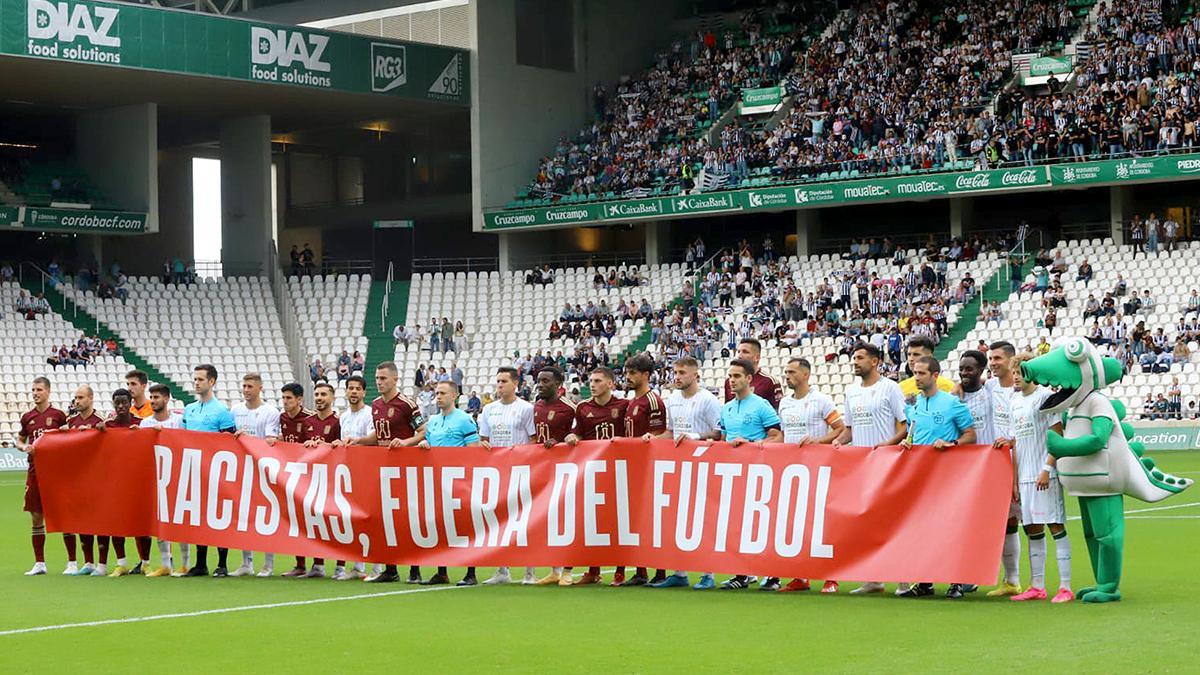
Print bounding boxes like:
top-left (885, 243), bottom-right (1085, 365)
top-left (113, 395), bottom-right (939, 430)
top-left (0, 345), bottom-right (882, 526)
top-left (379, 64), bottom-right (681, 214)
top-left (1008, 354), bottom-right (1073, 604)
top-left (229, 373), bottom-right (281, 577)
top-left (329, 375), bottom-right (371, 580)
top-left (478, 367), bottom-right (538, 585)
top-left (833, 342), bottom-right (907, 594)
top-left (137, 383), bottom-right (187, 577)
top-left (777, 357), bottom-right (844, 594)
top-left (653, 357), bottom-right (722, 589)
top-left (947, 349), bottom-right (996, 596)
top-left (985, 341), bottom-right (1023, 596)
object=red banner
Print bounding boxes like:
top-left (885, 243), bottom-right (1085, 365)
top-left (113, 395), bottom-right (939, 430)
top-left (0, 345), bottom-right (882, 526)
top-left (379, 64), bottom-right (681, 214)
top-left (33, 429), bottom-right (1011, 584)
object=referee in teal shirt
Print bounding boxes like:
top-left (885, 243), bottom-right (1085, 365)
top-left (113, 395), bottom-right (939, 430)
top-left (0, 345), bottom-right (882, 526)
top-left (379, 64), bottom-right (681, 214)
top-left (416, 381), bottom-right (481, 587)
top-left (718, 359), bottom-right (783, 589)
top-left (899, 355), bottom-right (976, 600)
top-left (180, 364), bottom-right (237, 578)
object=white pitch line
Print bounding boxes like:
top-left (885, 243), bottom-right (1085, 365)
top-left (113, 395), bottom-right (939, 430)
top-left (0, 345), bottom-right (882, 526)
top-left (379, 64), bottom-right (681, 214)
top-left (1068, 501), bottom-right (1200, 521)
top-left (1127, 515), bottom-right (1200, 520)
top-left (0, 567), bottom-right (625, 637)
top-left (0, 584), bottom-right (465, 637)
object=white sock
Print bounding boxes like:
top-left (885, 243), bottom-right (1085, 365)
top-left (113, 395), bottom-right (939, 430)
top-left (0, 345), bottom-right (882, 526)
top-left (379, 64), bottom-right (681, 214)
top-left (243, 551), bottom-right (255, 568)
top-left (158, 540), bottom-right (172, 568)
top-left (1002, 530), bottom-right (1021, 585)
top-left (116, 557), bottom-right (127, 567)
top-left (674, 571), bottom-right (688, 578)
top-left (496, 566), bottom-right (510, 576)
top-left (524, 567), bottom-right (537, 576)
top-left (372, 563), bottom-right (384, 575)
top-left (263, 552), bottom-right (275, 569)
top-left (180, 543), bottom-right (191, 568)
top-left (354, 562), bottom-right (366, 573)
top-left (552, 566), bottom-right (563, 574)
top-left (1053, 530), bottom-right (1071, 588)
top-left (1028, 533), bottom-right (1047, 589)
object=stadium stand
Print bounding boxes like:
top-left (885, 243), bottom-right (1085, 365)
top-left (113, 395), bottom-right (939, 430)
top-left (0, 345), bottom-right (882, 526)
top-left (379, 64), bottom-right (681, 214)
top-left (948, 237), bottom-right (1200, 416)
top-left (396, 264), bottom-right (690, 398)
top-left (0, 281), bottom-right (129, 430)
top-left (288, 273), bottom-right (371, 399)
top-left (58, 276), bottom-right (293, 410)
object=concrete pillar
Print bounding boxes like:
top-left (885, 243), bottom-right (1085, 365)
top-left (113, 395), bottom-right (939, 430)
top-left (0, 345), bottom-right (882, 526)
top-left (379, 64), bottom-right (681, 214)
top-left (1110, 186), bottom-right (1129, 245)
top-left (220, 115), bottom-right (272, 277)
top-left (949, 197), bottom-right (973, 239)
top-left (75, 103), bottom-right (158, 231)
top-left (795, 209), bottom-right (819, 257)
top-left (498, 233), bottom-right (511, 274)
top-left (644, 221), bottom-right (668, 266)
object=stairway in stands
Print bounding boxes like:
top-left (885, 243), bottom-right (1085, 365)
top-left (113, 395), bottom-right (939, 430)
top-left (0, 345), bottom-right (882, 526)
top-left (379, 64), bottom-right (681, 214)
top-left (362, 279), bottom-right (410, 400)
top-left (935, 259), bottom-right (1029, 361)
top-left (20, 278), bottom-right (195, 404)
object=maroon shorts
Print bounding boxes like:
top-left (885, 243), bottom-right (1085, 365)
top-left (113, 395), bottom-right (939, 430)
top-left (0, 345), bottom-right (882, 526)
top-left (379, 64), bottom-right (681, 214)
top-left (23, 468), bottom-right (41, 514)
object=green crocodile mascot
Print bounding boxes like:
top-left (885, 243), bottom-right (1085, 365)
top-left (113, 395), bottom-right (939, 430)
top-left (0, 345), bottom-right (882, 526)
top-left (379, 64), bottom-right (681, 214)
top-left (1020, 337), bottom-right (1192, 603)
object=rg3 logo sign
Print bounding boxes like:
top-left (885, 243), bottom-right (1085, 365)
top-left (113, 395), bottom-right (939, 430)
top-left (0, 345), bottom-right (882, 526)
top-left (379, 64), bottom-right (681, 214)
top-left (371, 42), bottom-right (407, 93)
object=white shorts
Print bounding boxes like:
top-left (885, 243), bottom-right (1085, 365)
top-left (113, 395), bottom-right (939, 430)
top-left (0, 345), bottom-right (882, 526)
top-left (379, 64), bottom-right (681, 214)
top-left (1019, 479), bottom-right (1066, 525)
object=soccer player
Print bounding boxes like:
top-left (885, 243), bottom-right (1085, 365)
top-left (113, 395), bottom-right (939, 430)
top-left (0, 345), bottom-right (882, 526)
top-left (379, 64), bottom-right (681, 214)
top-left (299, 382), bottom-right (341, 579)
top-left (417, 381), bottom-right (482, 586)
top-left (139, 383), bottom-right (185, 577)
top-left (953, 349), bottom-right (994, 595)
top-left (561, 367), bottom-right (628, 586)
top-left (899, 356), bottom-right (976, 599)
top-left (330, 375), bottom-right (372, 581)
top-left (898, 336), bottom-right (954, 399)
top-left (717, 358), bottom-right (782, 590)
top-left (230, 372), bottom-right (281, 577)
top-left (650, 356), bottom-right (721, 589)
top-left (17, 376), bottom-right (71, 576)
top-left (478, 367), bottom-right (538, 585)
top-left (778, 357), bottom-right (845, 594)
top-left (101, 388), bottom-right (145, 577)
top-left (985, 341), bottom-right (1023, 596)
top-left (181, 364), bottom-right (237, 577)
top-left (64, 386), bottom-right (120, 576)
top-left (618, 353), bottom-right (667, 587)
top-left (722, 338), bottom-right (783, 408)
top-left (833, 342), bottom-right (907, 595)
top-left (1008, 353), bottom-right (1073, 604)
top-left (350, 361), bottom-right (424, 584)
top-left (126, 369), bottom-right (153, 419)
top-left (530, 366), bottom-right (576, 585)
top-left (277, 382), bottom-right (315, 578)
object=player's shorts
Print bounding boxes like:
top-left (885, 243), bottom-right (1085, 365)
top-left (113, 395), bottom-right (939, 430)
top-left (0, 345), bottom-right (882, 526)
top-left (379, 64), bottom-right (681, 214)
top-left (23, 468), bottom-right (41, 513)
top-left (1019, 479), bottom-right (1065, 525)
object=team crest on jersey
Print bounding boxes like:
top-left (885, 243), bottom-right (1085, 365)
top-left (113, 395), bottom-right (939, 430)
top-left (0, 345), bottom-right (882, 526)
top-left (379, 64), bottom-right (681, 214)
top-left (932, 412), bottom-right (945, 424)
top-left (547, 411), bottom-right (555, 420)
top-left (388, 408), bottom-right (394, 418)
top-left (631, 406), bottom-right (640, 416)
top-left (611, 409), bottom-right (619, 419)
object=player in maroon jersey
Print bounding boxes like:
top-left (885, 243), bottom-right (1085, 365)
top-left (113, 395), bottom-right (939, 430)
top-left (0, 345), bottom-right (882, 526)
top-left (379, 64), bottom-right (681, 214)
top-left (619, 353), bottom-right (668, 586)
top-left (98, 388), bottom-right (148, 577)
top-left (276, 382), bottom-right (315, 578)
top-left (17, 376), bottom-right (70, 576)
top-left (349, 361), bottom-right (425, 583)
top-left (300, 382), bottom-right (341, 578)
top-left (65, 386), bottom-right (123, 577)
top-left (563, 367), bottom-right (629, 586)
top-left (531, 366), bottom-right (576, 585)
top-left (722, 338), bottom-right (783, 408)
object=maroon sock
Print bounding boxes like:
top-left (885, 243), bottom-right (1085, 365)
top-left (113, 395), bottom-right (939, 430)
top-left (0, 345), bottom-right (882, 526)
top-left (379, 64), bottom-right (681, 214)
top-left (313, 558), bottom-right (325, 566)
top-left (97, 535), bottom-right (110, 564)
top-left (80, 534), bottom-right (95, 564)
top-left (63, 533), bottom-right (77, 561)
top-left (588, 566), bottom-right (601, 575)
top-left (112, 537), bottom-right (126, 559)
top-left (295, 556), bottom-right (306, 569)
top-left (32, 527), bottom-right (46, 563)
top-left (136, 536), bottom-right (151, 562)
top-left (635, 567), bottom-right (648, 577)
top-left (615, 566), bottom-right (626, 575)
top-left (336, 560), bottom-right (346, 567)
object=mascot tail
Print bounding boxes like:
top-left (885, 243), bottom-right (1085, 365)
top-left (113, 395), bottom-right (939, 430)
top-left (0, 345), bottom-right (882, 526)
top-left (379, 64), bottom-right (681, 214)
top-left (1115, 400), bottom-right (1193, 502)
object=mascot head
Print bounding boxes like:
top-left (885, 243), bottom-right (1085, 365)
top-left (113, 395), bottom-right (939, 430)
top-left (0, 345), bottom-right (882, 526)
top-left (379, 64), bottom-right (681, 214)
top-left (1020, 337), bottom-right (1124, 414)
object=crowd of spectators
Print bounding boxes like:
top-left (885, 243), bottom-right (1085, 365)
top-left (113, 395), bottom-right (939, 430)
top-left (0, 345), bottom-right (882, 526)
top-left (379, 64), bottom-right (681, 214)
top-left (309, 350), bottom-right (365, 384)
top-left (14, 289), bottom-right (51, 320)
top-left (525, 3), bottom-right (833, 199)
top-left (45, 333), bottom-right (119, 368)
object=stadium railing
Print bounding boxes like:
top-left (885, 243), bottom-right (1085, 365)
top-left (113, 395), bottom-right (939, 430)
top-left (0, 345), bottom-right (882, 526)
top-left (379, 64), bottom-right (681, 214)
top-left (267, 240), bottom-right (313, 405)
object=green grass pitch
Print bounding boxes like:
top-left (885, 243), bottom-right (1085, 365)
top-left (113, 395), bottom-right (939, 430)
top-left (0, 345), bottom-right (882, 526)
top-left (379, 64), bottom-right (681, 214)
top-left (0, 452), bottom-right (1197, 673)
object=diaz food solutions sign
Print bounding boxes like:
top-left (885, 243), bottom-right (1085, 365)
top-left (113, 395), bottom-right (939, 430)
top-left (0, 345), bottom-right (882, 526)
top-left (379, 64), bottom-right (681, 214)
top-left (1, 0), bottom-right (468, 104)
